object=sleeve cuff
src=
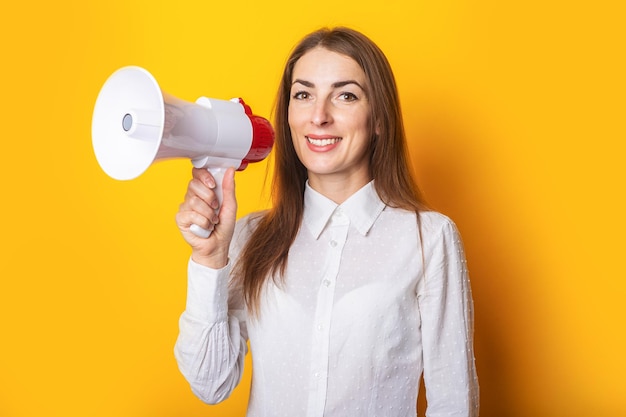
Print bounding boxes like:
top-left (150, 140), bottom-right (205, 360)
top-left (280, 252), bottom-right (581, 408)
top-left (185, 257), bottom-right (232, 323)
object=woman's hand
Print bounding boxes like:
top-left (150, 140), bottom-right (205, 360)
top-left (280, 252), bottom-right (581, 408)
top-left (175, 167), bottom-right (237, 269)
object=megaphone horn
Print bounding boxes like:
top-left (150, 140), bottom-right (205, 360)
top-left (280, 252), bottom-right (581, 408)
top-left (91, 66), bottom-right (275, 237)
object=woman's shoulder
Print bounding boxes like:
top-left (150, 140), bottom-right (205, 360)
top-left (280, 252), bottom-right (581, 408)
top-left (381, 207), bottom-right (461, 244)
top-left (417, 210), bottom-right (464, 250)
top-left (418, 210), bottom-right (457, 231)
top-left (237, 210), bottom-right (268, 225)
top-left (385, 207), bottom-right (456, 230)
top-left (234, 210), bottom-right (268, 238)
top-left (228, 210), bottom-right (268, 257)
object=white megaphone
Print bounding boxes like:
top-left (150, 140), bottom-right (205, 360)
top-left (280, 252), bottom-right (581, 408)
top-left (92, 66), bottom-right (274, 238)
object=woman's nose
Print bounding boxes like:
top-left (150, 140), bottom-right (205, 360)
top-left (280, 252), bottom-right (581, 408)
top-left (311, 99), bottom-right (333, 126)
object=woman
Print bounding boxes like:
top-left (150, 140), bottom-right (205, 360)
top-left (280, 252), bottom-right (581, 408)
top-left (174, 27), bottom-right (479, 417)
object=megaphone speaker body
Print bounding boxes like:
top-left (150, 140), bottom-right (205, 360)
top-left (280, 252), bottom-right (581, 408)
top-left (92, 66), bottom-right (275, 237)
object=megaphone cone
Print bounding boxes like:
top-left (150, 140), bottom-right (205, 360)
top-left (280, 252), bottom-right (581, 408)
top-left (92, 66), bottom-right (165, 180)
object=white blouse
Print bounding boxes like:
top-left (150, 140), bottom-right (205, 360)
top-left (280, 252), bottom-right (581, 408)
top-left (175, 181), bottom-right (479, 417)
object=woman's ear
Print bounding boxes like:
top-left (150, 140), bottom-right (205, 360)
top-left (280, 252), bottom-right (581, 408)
top-left (374, 119), bottom-right (381, 136)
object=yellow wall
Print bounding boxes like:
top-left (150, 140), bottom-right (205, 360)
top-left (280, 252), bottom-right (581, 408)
top-left (1, 1), bottom-right (624, 416)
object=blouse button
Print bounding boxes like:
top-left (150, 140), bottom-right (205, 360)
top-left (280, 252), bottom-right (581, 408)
top-left (330, 240), bottom-right (338, 247)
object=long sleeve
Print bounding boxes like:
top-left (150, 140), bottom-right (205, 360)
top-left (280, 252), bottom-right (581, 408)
top-left (418, 217), bottom-right (479, 416)
top-left (174, 259), bottom-right (248, 404)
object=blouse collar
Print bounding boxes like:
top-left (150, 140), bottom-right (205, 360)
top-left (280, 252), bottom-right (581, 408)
top-left (303, 180), bottom-right (386, 239)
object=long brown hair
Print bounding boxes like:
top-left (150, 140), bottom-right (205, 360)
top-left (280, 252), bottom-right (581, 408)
top-left (234, 27), bottom-right (427, 315)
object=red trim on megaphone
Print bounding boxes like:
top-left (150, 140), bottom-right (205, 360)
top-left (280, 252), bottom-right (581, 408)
top-left (238, 98), bottom-right (275, 171)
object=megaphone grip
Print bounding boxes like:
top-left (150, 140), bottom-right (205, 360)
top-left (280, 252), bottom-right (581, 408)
top-left (189, 224), bottom-right (212, 239)
top-left (190, 167), bottom-right (227, 239)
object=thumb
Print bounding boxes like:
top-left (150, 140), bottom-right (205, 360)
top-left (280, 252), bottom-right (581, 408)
top-left (218, 167), bottom-right (237, 229)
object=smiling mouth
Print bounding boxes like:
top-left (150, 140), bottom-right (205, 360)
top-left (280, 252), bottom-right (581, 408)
top-left (306, 136), bottom-right (342, 146)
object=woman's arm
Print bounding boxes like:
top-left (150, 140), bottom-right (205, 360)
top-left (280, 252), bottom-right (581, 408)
top-left (174, 260), bottom-right (248, 404)
top-left (174, 167), bottom-right (247, 403)
top-left (418, 215), bottom-right (479, 416)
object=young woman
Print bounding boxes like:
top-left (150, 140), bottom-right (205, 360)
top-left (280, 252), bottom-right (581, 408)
top-left (174, 27), bottom-right (479, 417)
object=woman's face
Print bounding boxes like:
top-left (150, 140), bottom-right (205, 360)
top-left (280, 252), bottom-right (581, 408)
top-left (288, 47), bottom-right (373, 190)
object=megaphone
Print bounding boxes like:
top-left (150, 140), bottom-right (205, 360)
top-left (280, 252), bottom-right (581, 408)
top-left (92, 66), bottom-right (274, 238)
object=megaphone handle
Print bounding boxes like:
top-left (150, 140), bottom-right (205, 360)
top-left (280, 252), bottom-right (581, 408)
top-left (189, 167), bottom-right (227, 239)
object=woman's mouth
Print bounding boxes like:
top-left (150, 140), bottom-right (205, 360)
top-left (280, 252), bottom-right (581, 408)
top-left (306, 136), bottom-right (342, 146)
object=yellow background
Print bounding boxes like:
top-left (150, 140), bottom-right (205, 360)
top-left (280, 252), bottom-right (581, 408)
top-left (1, 1), bottom-right (624, 416)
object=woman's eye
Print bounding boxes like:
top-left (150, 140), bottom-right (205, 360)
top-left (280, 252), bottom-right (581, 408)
top-left (339, 92), bottom-right (358, 101)
top-left (292, 91), bottom-right (310, 100)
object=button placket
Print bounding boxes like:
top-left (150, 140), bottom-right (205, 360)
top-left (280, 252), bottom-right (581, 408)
top-left (306, 211), bottom-right (349, 417)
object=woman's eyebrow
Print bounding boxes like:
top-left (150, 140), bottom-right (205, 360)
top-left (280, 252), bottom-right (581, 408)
top-left (332, 80), bottom-right (365, 90)
top-left (291, 79), bottom-right (365, 90)
top-left (292, 79), bottom-right (314, 87)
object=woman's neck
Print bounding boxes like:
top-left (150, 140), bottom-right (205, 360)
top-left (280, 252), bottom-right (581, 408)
top-left (307, 171), bottom-right (372, 204)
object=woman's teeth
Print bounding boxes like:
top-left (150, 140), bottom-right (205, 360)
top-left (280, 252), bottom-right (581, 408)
top-left (306, 136), bottom-right (341, 146)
